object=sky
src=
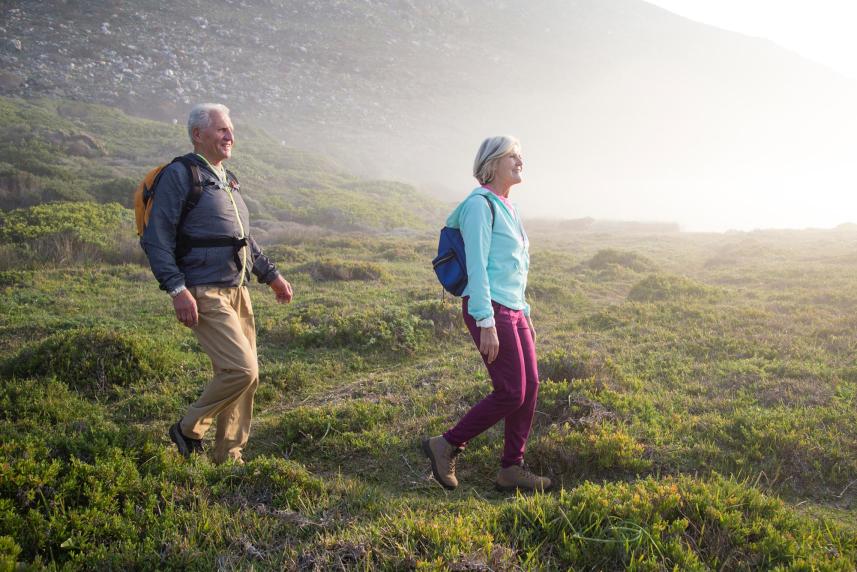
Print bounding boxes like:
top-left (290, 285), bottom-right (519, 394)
top-left (644, 0), bottom-right (857, 80)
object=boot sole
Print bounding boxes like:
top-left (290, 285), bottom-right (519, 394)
top-left (421, 439), bottom-right (457, 490)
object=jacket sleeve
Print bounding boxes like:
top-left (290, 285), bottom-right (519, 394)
top-left (248, 236), bottom-right (280, 284)
top-left (140, 164), bottom-right (190, 292)
top-left (460, 196), bottom-right (494, 322)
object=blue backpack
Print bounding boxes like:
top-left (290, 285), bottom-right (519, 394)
top-left (432, 195), bottom-right (495, 296)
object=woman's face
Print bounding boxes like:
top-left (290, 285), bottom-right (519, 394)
top-left (492, 147), bottom-right (523, 188)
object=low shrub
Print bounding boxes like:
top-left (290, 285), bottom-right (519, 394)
top-left (277, 401), bottom-right (397, 448)
top-left (300, 258), bottom-right (386, 281)
top-left (274, 306), bottom-right (431, 353)
top-left (627, 273), bottom-right (720, 302)
top-left (209, 456), bottom-right (328, 512)
top-left (0, 201), bottom-right (131, 250)
top-left (0, 202), bottom-right (137, 267)
top-left (586, 249), bottom-right (654, 272)
top-left (411, 299), bottom-right (463, 337)
top-left (494, 475), bottom-right (857, 570)
top-left (0, 378), bottom-right (124, 461)
top-left (0, 536), bottom-right (22, 571)
top-left (2, 327), bottom-right (185, 396)
top-left (538, 348), bottom-right (591, 382)
top-left (533, 421), bottom-right (650, 476)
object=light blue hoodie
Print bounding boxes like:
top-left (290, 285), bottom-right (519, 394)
top-left (445, 187), bottom-right (530, 322)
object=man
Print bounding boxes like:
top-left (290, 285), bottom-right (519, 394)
top-left (142, 102), bottom-right (293, 464)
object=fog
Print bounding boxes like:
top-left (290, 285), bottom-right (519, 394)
top-left (3, 0), bottom-right (856, 232)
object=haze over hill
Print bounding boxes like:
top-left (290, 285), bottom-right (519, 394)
top-left (2, 0), bottom-right (856, 230)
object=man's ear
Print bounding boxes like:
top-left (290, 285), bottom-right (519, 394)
top-left (191, 127), bottom-right (201, 144)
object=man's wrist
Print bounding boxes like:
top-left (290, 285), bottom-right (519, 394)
top-left (168, 285), bottom-right (187, 298)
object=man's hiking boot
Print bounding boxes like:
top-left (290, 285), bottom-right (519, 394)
top-left (422, 435), bottom-right (463, 490)
top-left (169, 422), bottom-right (204, 458)
top-left (495, 463), bottom-right (552, 493)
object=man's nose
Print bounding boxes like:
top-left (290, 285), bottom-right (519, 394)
top-left (224, 129), bottom-right (234, 141)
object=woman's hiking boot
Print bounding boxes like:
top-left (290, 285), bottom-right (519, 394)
top-left (169, 422), bottom-right (205, 458)
top-left (422, 435), bottom-right (463, 490)
top-left (495, 463), bottom-right (552, 493)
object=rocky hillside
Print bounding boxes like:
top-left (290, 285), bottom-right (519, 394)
top-left (3, 0), bottom-right (856, 228)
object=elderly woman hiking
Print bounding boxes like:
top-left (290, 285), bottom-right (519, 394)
top-left (423, 136), bottom-right (550, 492)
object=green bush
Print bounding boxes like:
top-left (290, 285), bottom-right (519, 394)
top-left (0, 535), bottom-right (22, 571)
top-left (277, 402), bottom-right (397, 448)
top-left (411, 299), bottom-right (463, 337)
top-left (274, 306), bottom-right (430, 353)
top-left (209, 456), bottom-right (328, 511)
top-left (538, 348), bottom-right (591, 382)
top-left (627, 274), bottom-right (719, 302)
top-left (2, 328), bottom-right (185, 396)
top-left (587, 249), bottom-right (654, 272)
top-left (534, 421), bottom-right (650, 475)
top-left (300, 258), bottom-right (386, 281)
top-left (0, 201), bottom-right (132, 249)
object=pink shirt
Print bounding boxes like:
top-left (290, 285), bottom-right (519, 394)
top-left (483, 184), bottom-right (516, 215)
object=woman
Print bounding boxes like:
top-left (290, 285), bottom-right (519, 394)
top-left (423, 136), bottom-right (550, 492)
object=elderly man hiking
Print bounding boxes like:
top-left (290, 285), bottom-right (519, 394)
top-left (141, 102), bottom-right (293, 465)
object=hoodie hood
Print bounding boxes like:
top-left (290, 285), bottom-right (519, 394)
top-left (446, 187), bottom-right (507, 228)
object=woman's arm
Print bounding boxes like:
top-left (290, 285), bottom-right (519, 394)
top-left (460, 196), bottom-right (494, 324)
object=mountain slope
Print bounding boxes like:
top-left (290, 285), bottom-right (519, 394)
top-left (2, 0), bottom-right (855, 229)
top-left (0, 96), bottom-right (444, 233)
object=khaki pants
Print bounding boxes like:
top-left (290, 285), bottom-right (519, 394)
top-left (180, 286), bottom-right (259, 464)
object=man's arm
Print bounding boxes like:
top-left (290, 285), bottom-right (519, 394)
top-left (248, 236), bottom-right (292, 303)
top-left (140, 164), bottom-right (191, 293)
top-left (140, 164), bottom-right (200, 327)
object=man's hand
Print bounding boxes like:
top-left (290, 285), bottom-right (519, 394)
top-left (172, 289), bottom-right (198, 328)
top-left (269, 275), bottom-right (293, 304)
top-left (479, 326), bottom-right (500, 364)
top-left (528, 316), bottom-right (537, 344)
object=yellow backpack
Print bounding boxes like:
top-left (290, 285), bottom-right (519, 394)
top-left (133, 155), bottom-right (203, 237)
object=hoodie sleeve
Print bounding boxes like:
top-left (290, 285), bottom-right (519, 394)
top-left (248, 235), bottom-right (280, 284)
top-left (460, 195), bottom-right (494, 322)
top-left (140, 163), bottom-right (191, 292)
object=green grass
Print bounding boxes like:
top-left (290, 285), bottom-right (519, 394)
top-left (2, 220), bottom-right (857, 569)
top-left (2, 97), bottom-right (857, 569)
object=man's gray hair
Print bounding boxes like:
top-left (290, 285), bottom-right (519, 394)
top-left (473, 135), bottom-right (521, 185)
top-left (187, 103), bottom-right (231, 143)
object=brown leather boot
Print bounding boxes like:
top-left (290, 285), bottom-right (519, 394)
top-left (496, 463), bottom-right (552, 492)
top-left (422, 435), bottom-right (462, 490)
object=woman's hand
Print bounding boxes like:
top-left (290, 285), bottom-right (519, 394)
top-left (479, 326), bottom-right (500, 364)
top-left (528, 316), bottom-right (536, 344)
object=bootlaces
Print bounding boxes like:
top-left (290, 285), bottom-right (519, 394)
top-left (449, 447), bottom-right (463, 472)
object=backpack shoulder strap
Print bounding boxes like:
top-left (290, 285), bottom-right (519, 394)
top-left (225, 169), bottom-right (240, 192)
top-left (173, 155), bottom-right (205, 231)
top-left (481, 194), bottom-right (496, 228)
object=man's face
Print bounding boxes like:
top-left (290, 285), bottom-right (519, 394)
top-left (193, 110), bottom-right (234, 165)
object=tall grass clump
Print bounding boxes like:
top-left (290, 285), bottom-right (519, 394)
top-left (494, 475), bottom-right (857, 570)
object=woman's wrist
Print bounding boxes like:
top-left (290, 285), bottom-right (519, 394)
top-left (476, 317), bottom-right (496, 328)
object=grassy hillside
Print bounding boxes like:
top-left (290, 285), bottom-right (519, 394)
top-left (0, 96), bottom-right (444, 232)
top-left (1, 220), bottom-right (856, 568)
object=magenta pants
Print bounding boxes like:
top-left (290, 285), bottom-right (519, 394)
top-left (444, 298), bottom-right (540, 468)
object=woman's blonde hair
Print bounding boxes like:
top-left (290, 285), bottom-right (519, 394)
top-left (472, 135), bottom-right (521, 185)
